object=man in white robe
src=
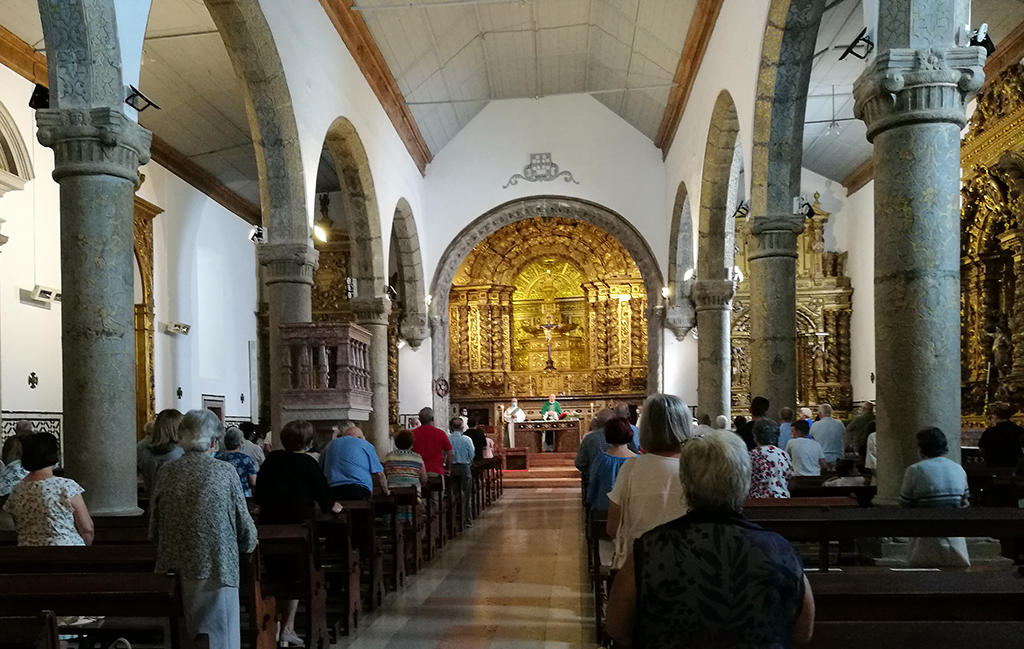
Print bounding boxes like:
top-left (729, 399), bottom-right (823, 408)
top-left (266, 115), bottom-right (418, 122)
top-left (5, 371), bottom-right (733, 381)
top-left (502, 398), bottom-right (526, 448)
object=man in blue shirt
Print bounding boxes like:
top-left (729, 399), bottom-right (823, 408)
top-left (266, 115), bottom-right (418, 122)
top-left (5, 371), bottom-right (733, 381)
top-left (449, 417), bottom-right (477, 526)
top-left (320, 426), bottom-right (387, 500)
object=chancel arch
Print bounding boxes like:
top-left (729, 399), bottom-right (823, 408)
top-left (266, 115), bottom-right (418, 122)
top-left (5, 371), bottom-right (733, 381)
top-left (666, 182), bottom-right (695, 340)
top-left (429, 196), bottom-right (665, 421)
top-left (693, 90), bottom-right (742, 421)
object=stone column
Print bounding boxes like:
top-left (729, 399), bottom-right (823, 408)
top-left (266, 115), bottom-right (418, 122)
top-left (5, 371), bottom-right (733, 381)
top-left (853, 0), bottom-right (984, 503)
top-left (646, 303), bottom-right (665, 395)
top-left (692, 278), bottom-right (736, 420)
top-left (353, 295), bottom-right (392, 455)
top-left (748, 215), bottom-right (805, 420)
top-left (35, 107), bottom-right (150, 515)
top-left (257, 242), bottom-right (318, 439)
top-left (430, 312), bottom-right (450, 423)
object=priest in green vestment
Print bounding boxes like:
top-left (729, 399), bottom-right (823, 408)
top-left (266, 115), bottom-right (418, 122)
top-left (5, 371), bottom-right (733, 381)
top-left (539, 394), bottom-right (562, 452)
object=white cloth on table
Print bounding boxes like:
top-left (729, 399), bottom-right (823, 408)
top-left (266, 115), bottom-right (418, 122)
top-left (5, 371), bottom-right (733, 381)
top-left (181, 577), bottom-right (241, 649)
top-left (607, 454), bottom-right (687, 570)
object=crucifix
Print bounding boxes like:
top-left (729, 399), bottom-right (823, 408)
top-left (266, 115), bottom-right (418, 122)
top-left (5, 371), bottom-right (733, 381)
top-left (524, 316), bottom-right (578, 371)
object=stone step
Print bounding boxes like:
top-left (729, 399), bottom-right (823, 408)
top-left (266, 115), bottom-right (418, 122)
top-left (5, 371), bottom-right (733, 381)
top-left (503, 466), bottom-right (579, 479)
top-left (503, 476), bottom-right (581, 489)
top-left (523, 453), bottom-right (576, 467)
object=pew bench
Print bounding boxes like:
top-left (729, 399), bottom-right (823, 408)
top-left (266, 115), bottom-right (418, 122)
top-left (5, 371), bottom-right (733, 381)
top-left (371, 494), bottom-right (407, 590)
top-left (0, 611), bottom-right (59, 649)
top-left (336, 500), bottom-right (385, 612)
top-left (808, 621), bottom-right (1024, 649)
top-left (258, 524), bottom-right (328, 649)
top-left (317, 514), bottom-right (362, 638)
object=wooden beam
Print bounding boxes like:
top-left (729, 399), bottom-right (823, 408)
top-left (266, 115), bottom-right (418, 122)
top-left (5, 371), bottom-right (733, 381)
top-left (149, 135), bottom-right (261, 225)
top-left (0, 25), bottom-right (261, 224)
top-left (841, 157), bottom-right (874, 195)
top-left (654, 0), bottom-right (724, 154)
top-left (0, 25), bottom-right (46, 86)
top-left (320, 0), bottom-right (432, 175)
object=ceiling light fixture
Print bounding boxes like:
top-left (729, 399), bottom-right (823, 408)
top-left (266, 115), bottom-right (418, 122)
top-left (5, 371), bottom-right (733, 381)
top-left (825, 85), bottom-right (842, 138)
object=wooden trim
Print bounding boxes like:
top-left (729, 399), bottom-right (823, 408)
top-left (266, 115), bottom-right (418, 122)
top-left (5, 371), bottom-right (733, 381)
top-left (655, 0), bottom-right (724, 154)
top-left (0, 25), bottom-right (46, 86)
top-left (149, 135), bottom-right (261, 225)
top-left (841, 157), bottom-right (874, 194)
top-left (984, 18), bottom-right (1024, 87)
top-left (320, 0), bottom-right (432, 175)
top-left (0, 26), bottom-right (261, 225)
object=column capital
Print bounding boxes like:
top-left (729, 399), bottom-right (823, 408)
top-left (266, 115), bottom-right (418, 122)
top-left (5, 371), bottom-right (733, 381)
top-left (691, 279), bottom-right (735, 312)
top-left (351, 295), bottom-right (392, 325)
top-left (257, 242), bottom-right (319, 286)
top-left (749, 214), bottom-right (805, 261)
top-left (400, 313), bottom-right (429, 350)
top-left (36, 107), bottom-right (151, 182)
top-left (854, 47), bottom-right (985, 141)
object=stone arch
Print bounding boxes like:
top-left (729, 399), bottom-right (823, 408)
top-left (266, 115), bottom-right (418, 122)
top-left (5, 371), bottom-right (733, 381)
top-left (322, 117), bottom-right (386, 299)
top-left (429, 196), bottom-right (666, 414)
top-left (389, 198), bottom-right (427, 348)
top-left (0, 99), bottom-right (34, 196)
top-left (202, 0), bottom-right (307, 240)
top-left (666, 182), bottom-right (695, 339)
top-left (697, 90), bottom-right (742, 281)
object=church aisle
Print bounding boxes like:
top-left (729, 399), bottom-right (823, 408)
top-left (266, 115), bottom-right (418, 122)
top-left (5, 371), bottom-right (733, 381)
top-left (333, 488), bottom-right (596, 649)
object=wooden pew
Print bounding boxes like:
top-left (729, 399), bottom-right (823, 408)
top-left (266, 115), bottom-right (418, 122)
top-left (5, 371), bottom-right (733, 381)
top-left (0, 610), bottom-right (59, 649)
top-left (371, 494), bottom-right (407, 590)
top-left (808, 621), bottom-right (1024, 649)
top-left (389, 486), bottom-right (425, 575)
top-left (0, 573), bottom-right (184, 647)
top-left (317, 513), bottom-right (362, 637)
top-left (258, 524), bottom-right (328, 649)
top-left (445, 473), bottom-right (463, 537)
top-left (749, 506), bottom-right (1024, 570)
top-left (587, 509), bottom-right (614, 646)
top-left (336, 500), bottom-right (385, 611)
top-left (788, 484), bottom-right (877, 507)
top-left (427, 475), bottom-right (448, 551)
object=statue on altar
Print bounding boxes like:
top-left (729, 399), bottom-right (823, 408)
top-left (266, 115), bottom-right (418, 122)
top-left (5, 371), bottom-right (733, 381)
top-left (502, 398), bottom-right (526, 447)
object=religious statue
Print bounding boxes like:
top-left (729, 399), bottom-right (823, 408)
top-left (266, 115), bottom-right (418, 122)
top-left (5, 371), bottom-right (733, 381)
top-left (501, 398), bottom-right (526, 448)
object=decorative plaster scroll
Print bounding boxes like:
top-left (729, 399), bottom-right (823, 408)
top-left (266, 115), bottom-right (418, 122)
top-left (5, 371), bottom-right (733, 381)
top-left (502, 153), bottom-right (580, 189)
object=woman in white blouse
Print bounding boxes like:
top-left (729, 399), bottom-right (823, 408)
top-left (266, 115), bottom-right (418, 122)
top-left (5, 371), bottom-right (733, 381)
top-left (606, 393), bottom-right (693, 569)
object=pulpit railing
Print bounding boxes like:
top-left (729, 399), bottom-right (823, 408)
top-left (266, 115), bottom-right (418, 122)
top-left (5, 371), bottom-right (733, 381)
top-left (279, 322), bottom-right (373, 418)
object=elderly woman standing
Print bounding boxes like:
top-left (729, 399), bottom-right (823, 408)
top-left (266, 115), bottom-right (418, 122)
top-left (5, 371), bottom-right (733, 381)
top-left (606, 393), bottom-right (691, 570)
top-left (748, 418), bottom-right (793, 499)
top-left (150, 409), bottom-right (257, 649)
top-left (138, 408), bottom-right (184, 495)
top-left (607, 430), bottom-right (814, 648)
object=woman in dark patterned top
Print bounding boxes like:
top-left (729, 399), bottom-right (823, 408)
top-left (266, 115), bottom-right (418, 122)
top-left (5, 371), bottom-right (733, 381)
top-left (255, 420), bottom-right (341, 647)
top-left (607, 429), bottom-right (815, 648)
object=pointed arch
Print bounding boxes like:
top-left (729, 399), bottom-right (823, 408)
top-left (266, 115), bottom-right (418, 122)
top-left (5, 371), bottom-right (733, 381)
top-left (697, 90), bottom-right (742, 281)
top-left (666, 181), bottom-right (695, 339)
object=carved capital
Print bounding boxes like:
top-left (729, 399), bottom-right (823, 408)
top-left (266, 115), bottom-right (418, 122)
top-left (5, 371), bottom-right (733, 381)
top-left (351, 296), bottom-right (392, 325)
top-left (749, 214), bottom-right (805, 260)
top-left (691, 279), bottom-right (735, 312)
top-left (665, 302), bottom-right (695, 340)
top-left (400, 313), bottom-right (429, 350)
top-left (257, 242), bottom-right (319, 286)
top-left (854, 47), bottom-right (985, 141)
top-left (36, 107), bottom-right (152, 183)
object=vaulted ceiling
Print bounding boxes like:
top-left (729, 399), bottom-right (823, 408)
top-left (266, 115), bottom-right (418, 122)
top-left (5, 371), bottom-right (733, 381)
top-left (356, 0), bottom-right (698, 154)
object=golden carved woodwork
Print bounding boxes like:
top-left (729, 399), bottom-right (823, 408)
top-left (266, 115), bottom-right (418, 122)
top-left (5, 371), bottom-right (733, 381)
top-left (133, 195), bottom-right (162, 439)
top-left (312, 227), bottom-right (353, 322)
top-left (731, 196), bottom-right (853, 413)
top-left (960, 65), bottom-right (1024, 416)
top-left (450, 217), bottom-right (647, 399)
top-left (388, 305), bottom-right (400, 428)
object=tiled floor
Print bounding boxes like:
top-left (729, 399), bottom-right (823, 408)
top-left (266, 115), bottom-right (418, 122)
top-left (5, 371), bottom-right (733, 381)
top-left (333, 488), bottom-right (597, 649)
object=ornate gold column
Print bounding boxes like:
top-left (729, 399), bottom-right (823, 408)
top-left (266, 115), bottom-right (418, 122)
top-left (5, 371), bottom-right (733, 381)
top-left (132, 195), bottom-right (161, 439)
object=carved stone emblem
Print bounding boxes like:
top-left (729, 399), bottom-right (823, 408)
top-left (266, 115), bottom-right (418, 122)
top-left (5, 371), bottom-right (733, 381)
top-left (503, 153), bottom-right (580, 189)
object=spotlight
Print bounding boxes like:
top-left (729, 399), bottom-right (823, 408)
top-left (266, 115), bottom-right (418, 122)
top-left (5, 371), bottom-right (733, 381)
top-left (166, 322), bottom-right (191, 335)
top-left (249, 226), bottom-right (266, 244)
top-left (682, 268), bottom-right (694, 282)
top-left (970, 24), bottom-right (995, 56)
top-left (839, 27), bottom-right (874, 61)
top-left (28, 84), bottom-right (49, 110)
top-left (386, 284), bottom-right (399, 301)
top-left (661, 286), bottom-right (670, 299)
top-left (125, 85), bottom-right (160, 112)
top-left (313, 222), bottom-right (328, 243)
top-left (732, 200), bottom-right (750, 220)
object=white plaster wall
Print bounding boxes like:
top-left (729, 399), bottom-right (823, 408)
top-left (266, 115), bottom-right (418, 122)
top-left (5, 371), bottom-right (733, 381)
top-left (0, 62), bottom-right (258, 422)
top-left (832, 181), bottom-right (875, 402)
top-left (398, 341), bottom-right (432, 417)
top-left (664, 334), bottom-right (698, 407)
top-left (422, 94), bottom-right (667, 288)
top-left (0, 65), bottom-right (62, 415)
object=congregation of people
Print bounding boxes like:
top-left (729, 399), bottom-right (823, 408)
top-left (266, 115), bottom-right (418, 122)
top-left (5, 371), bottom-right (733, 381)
top-left (0, 403), bottom-right (500, 648)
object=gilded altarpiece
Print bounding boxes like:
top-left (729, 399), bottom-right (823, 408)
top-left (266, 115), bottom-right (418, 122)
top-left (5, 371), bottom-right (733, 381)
top-left (133, 195), bottom-right (161, 438)
top-left (960, 62), bottom-right (1024, 423)
top-left (730, 197), bottom-right (853, 413)
top-left (449, 217), bottom-right (647, 400)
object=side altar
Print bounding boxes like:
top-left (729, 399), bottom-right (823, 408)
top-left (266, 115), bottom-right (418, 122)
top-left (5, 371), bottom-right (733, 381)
top-left (513, 419), bottom-right (582, 454)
